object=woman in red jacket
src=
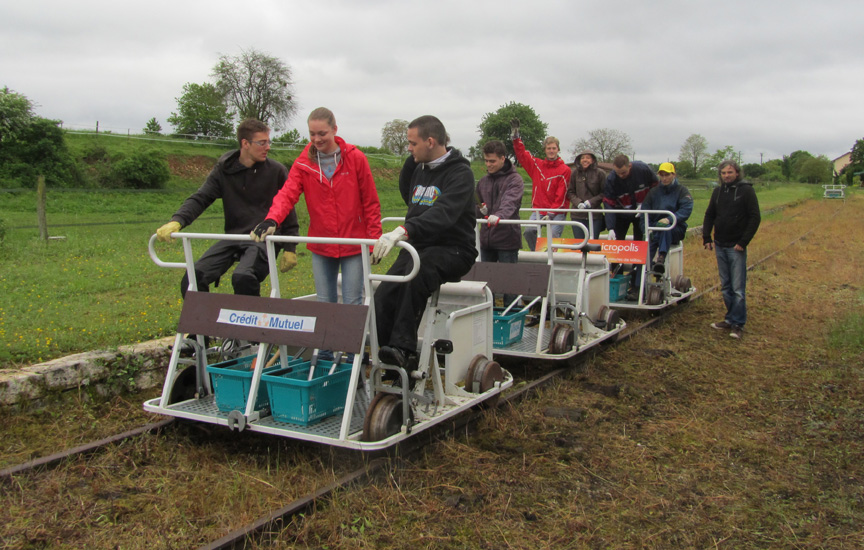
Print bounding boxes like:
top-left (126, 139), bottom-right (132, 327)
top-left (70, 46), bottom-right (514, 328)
top-left (252, 107), bottom-right (382, 306)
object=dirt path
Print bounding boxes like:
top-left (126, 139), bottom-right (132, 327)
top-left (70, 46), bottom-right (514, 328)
top-left (276, 196), bottom-right (864, 549)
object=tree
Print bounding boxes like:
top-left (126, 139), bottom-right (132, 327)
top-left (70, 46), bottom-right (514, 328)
top-left (275, 128), bottom-right (302, 144)
top-left (840, 138), bottom-right (864, 184)
top-left (476, 102), bottom-right (548, 162)
top-left (0, 86), bottom-right (35, 146)
top-left (167, 82), bottom-right (234, 138)
top-left (571, 128), bottom-right (632, 163)
top-left (0, 117), bottom-right (82, 188)
top-left (702, 145), bottom-right (737, 177)
top-left (742, 163), bottom-right (767, 179)
top-left (797, 155), bottom-right (832, 183)
top-left (380, 119), bottom-right (409, 156)
top-left (143, 117), bottom-right (162, 135)
top-left (212, 48), bottom-right (297, 131)
top-left (678, 134), bottom-right (708, 175)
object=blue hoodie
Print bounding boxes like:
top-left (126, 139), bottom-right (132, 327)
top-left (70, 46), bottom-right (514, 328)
top-left (640, 178), bottom-right (693, 231)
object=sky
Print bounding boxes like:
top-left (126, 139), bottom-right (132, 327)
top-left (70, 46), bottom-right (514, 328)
top-left (2, 0), bottom-right (862, 166)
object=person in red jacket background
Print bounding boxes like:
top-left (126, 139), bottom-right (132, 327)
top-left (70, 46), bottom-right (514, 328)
top-left (510, 118), bottom-right (571, 251)
top-left (252, 107), bottom-right (382, 307)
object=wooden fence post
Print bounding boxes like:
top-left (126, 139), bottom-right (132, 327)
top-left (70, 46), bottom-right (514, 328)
top-left (37, 175), bottom-right (48, 241)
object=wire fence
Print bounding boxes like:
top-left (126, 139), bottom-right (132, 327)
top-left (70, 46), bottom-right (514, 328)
top-left (60, 124), bottom-right (403, 164)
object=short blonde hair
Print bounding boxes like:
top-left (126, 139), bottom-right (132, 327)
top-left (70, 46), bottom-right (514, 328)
top-left (544, 136), bottom-right (560, 149)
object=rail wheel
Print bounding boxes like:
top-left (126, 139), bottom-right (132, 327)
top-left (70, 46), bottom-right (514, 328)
top-left (673, 275), bottom-right (692, 293)
top-left (168, 366), bottom-right (198, 405)
top-left (466, 355), bottom-right (504, 408)
top-left (548, 323), bottom-right (575, 355)
top-left (646, 285), bottom-right (665, 306)
top-left (362, 393), bottom-right (407, 442)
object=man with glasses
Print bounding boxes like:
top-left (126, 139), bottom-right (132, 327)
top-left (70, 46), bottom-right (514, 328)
top-left (156, 118), bottom-right (299, 305)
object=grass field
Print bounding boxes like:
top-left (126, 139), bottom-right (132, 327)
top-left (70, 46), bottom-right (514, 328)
top-left (0, 132), bottom-right (827, 367)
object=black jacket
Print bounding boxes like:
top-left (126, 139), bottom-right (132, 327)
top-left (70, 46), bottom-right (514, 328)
top-left (702, 180), bottom-right (761, 248)
top-left (171, 150), bottom-right (299, 252)
top-left (398, 148), bottom-right (478, 255)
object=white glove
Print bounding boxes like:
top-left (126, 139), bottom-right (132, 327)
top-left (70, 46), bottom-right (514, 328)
top-left (607, 230), bottom-right (616, 241)
top-left (371, 226), bottom-right (407, 264)
top-left (479, 203), bottom-right (488, 216)
top-left (540, 214), bottom-right (550, 221)
top-left (487, 214), bottom-right (500, 226)
top-left (581, 200), bottom-right (591, 209)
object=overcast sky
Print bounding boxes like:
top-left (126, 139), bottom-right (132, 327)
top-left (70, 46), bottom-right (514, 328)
top-left (2, 0), bottom-right (861, 165)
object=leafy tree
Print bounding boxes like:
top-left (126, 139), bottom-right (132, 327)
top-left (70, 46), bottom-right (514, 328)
top-left (380, 119), bottom-right (409, 156)
top-left (571, 128), bottom-right (632, 163)
top-left (840, 138), bottom-right (864, 184)
top-left (0, 117), bottom-right (82, 188)
top-left (797, 155), bottom-right (832, 183)
top-left (276, 128), bottom-right (302, 144)
top-left (702, 146), bottom-right (737, 177)
top-left (143, 117), bottom-right (162, 135)
top-left (678, 134), bottom-right (708, 175)
top-left (742, 163), bottom-right (767, 179)
top-left (476, 102), bottom-right (548, 162)
top-left (212, 48), bottom-right (297, 131)
top-left (674, 159), bottom-right (696, 178)
top-left (781, 154), bottom-right (793, 181)
top-left (0, 86), bottom-right (35, 146)
top-left (167, 82), bottom-right (234, 138)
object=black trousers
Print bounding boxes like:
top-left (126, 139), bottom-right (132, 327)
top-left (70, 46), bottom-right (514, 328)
top-left (611, 213), bottom-right (644, 291)
top-left (180, 240), bottom-right (270, 298)
top-left (374, 245), bottom-right (475, 353)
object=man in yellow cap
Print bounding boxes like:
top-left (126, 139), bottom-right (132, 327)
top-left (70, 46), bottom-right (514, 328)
top-left (639, 162), bottom-right (693, 273)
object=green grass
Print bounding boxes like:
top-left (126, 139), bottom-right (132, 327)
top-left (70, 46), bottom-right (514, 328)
top-left (0, 132), bottom-right (834, 367)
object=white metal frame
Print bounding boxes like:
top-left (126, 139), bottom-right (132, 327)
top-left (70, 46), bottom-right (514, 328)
top-left (143, 232), bottom-right (511, 450)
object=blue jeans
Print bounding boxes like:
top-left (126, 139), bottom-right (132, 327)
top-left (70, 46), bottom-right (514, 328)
top-left (571, 213), bottom-right (605, 240)
top-left (311, 252), bottom-right (364, 305)
top-left (715, 246), bottom-right (747, 327)
top-left (523, 212), bottom-right (566, 251)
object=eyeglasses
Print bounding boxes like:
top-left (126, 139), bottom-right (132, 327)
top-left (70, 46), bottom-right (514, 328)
top-left (249, 139), bottom-right (271, 147)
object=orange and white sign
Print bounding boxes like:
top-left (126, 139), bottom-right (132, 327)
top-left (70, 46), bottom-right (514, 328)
top-left (535, 238), bottom-right (648, 265)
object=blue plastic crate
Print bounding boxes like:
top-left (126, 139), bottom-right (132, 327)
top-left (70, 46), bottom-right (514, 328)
top-left (609, 275), bottom-right (629, 302)
top-left (206, 354), bottom-right (301, 413)
top-left (492, 307), bottom-right (528, 347)
top-left (262, 361), bottom-right (353, 426)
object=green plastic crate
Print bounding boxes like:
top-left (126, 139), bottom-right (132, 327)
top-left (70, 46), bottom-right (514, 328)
top-left (262, 361), bottom-right (353, 426)
top-left (492, 307), bottom-right (528, 347)
top-left (609, 275), bottom-right (629, 302)
top-left (206, 354), bottom-right (301, 413)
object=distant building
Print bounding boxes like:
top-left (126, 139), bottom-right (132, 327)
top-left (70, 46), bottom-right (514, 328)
top-left (833, 152), bottom-right (852, 176)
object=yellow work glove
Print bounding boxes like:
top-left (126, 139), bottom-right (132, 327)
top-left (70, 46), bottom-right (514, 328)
top-left (279, 251), bottom-right (297, 272)
top-left (156, 221), bottom-right (181, 242)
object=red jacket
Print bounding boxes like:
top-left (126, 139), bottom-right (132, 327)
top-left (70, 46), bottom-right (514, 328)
top-left (266, 137), bottom-right (382, 258)
top-left (513, 138), bottom-right (571, 215)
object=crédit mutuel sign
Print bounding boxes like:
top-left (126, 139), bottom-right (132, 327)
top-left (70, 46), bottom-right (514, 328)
top-left (216, 309), bottom-right (316, 332)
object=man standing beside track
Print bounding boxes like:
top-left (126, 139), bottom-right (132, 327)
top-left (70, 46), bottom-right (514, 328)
top-left (155, 119), bottom-right (300, 349)
top-left (702, 160), bottom-right (761, 340)
top-left (510, 118), bottom-right (571, 251)
top-left (370, 115), bottom-right (477, 374)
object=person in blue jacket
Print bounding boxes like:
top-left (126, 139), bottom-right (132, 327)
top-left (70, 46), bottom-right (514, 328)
top-left (640, 162), bottom-right (693, 274)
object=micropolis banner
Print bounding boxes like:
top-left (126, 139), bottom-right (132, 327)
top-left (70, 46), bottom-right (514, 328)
top-left (535, 238), bottom-right (648, 265)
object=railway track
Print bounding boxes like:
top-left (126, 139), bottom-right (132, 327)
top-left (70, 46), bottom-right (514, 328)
top-left (0, 212), bottom-right (826, 549)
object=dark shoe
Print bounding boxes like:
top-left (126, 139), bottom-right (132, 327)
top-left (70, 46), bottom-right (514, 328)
top-left (525, 315), bottom-right (540, 328)
top-left (626, 289), bottom-right (639, 301)
top-left (710, 321), bottom-right (732, 330)
top-left (729, 326), bottom-right (743, 339)
top-left (656, 253), bottom-right (667, 265)
top-left (379, 346), bottom-right (410, 370)
top-left (652, 263), bottom-right (665, 275)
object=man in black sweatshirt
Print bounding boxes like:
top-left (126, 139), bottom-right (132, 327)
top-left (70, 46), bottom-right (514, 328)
top-left (370, 115), bottom-right (477, 370)
top-left (702, 160), bottom-right (761, 339)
